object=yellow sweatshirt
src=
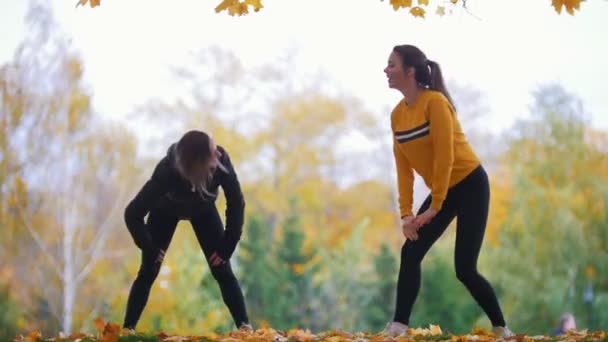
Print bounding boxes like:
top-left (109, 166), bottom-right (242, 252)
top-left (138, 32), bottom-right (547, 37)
top-left (391, 90), bottom-right (480, 217)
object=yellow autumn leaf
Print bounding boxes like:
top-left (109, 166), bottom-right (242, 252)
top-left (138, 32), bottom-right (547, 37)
top-left (215, 0), bottom-right (238, 13)
top-left (287, 328), bottom-right (316, 341)
top-left (390, 0), bottom-right (413, 11)
top-left (472, 327), bottom-right (491, 335)
top-left (410, 6), bottom-right (426, 18)
top-left (436, 6), bottom-right (446, 16)
top-left (429, 324), bottom-right (443, 335)
top-left (24, 331), bottom-right (41, 342)
top-left (229, 2), bottom-right (250, 16)
top-left (450, 0), bottom-right (458, 4)
top-left (245, 0), bottom-right (264, 12)
top-left (408, 327), bottom-right (427, 336)
top-left (418, 0), bottom-right (429, 5)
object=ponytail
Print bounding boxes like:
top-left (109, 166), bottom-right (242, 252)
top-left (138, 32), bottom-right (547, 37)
top-left (427, 60), bottom-right (455, 109)
top-left (392, 45), bottom-right (456, 109)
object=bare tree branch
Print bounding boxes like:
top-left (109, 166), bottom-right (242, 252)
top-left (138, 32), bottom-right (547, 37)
top-left (17, 202), bottom-right (63, 280)
top-left (76, 187), bottom-right (128, 284)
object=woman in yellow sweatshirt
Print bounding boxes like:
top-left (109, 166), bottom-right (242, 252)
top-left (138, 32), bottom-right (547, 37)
top-left (381, 44), bottom-right (513, 338)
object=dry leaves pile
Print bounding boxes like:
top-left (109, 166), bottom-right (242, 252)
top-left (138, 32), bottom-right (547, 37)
top-left (13, 319), bottom-right (608, 342)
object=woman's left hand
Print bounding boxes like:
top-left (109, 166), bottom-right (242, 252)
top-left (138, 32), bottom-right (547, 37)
top-left (210, 252), bottom-right (226, 267)
top-left (413, 208), bottom-right (438, 228)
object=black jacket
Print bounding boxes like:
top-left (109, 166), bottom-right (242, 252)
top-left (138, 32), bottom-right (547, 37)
top-left (124, 144), bottom-right (245, 259)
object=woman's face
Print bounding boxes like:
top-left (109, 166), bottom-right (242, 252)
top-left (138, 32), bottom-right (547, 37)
top-left (206, 138), bottom-right (221, 172)
top-left (384, 51), bottom-right (414, 90)
top-left (189, 138), bottom-right (221, 180)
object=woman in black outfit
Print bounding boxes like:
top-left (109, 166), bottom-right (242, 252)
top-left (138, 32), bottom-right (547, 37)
top-left (122, 130), bottom-right (251, 331)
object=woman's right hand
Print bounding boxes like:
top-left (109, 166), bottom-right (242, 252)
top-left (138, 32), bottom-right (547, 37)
top-left (401, 216), bottom-right (419, 241)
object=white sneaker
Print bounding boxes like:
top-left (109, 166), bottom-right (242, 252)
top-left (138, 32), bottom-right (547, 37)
top-left (492, 326), bottom-right (514, 338)
top-left (381, 321), bottom-right (409, 337)
top-left (239, 323), bottom-right (254, 332)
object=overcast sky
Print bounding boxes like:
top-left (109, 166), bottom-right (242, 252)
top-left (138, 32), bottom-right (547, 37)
top-left (1, 0), bottom-right (607, 135)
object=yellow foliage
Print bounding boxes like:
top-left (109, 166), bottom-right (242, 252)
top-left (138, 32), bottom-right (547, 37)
top-left (77, 0), bottom-right (587, 17)
top-left (291, 263), bottom-right (306, 274)
top-left (408, 324), bottom-right (443, 336)
top-left (214, 0), bottom-right (263, 16)
top-left (585, 265), bottom-right (596, 279)
top-left (552, 0), bottom-right (582, 15)
top-left (75, 0), bottom-right (100, 8)
top-left (486, 174), bottom-right (512, 246)
top-left (410, 6), bottom-right (426, 18)
top-left (388, 0), bottom-right (413, 11)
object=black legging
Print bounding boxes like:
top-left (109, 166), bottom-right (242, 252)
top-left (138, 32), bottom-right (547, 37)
top-left (393, 165), bottom-right (506, 327)
top-left (123, 206), bottom-right (249, 329)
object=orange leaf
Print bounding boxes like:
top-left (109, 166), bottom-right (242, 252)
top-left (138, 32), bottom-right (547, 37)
top-left (106, 322), bottom-right (121, 333)
top-left (287, 328), bottom-right (316, 341)
top-left (552, 0), bottom-right (564, 13)
top-left (93, 318), bottom-right (105, 334)
top-left (586, 265), bottom-right (596, 279)
top-left (410, 6), bottom-right (426, 18)
top-left (565, 0), bottom-right (581, 15)
top-left (473, 327), bottom-right (491, 336)
top-left (102, 323), bottom-right (121, 342)
top-left (89, 0), bottom-right (100, 7)
top-left (68, 332), bottom-right (89, 339)
top-left (24, 331), bottom-right (41, 342)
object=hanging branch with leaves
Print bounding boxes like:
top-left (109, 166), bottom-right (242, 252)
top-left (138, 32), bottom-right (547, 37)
top-left (75, 0), bottom-right (587, 17)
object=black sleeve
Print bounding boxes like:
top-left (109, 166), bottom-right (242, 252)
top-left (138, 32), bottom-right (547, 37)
top-left (216, 147), bottom-right (245, 260)
top-left (124, 162), bottom-right (167, 250)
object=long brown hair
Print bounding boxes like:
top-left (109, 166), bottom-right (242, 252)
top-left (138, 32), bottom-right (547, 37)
top-left (393, 44), bottom-right (455, 108)
top-left (174, 130), bottom-right (226, 199)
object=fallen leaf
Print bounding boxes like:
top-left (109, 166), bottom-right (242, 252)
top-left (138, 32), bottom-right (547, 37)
top-left (93, 317), bottom-right (105, 334)
top-left (24, 331), bottom-right (41, 342)
top-left (429, 324), bottom-right (442, 335)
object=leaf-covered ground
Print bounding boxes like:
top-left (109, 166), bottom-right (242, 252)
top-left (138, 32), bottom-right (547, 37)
top-left (13, 319), bottom-right (608, 342)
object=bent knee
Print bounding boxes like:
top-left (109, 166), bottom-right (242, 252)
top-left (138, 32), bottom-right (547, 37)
top-left (210, 264), bottom-right (236, 282)
top-left (401, 243), bottom-right (425, 267)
